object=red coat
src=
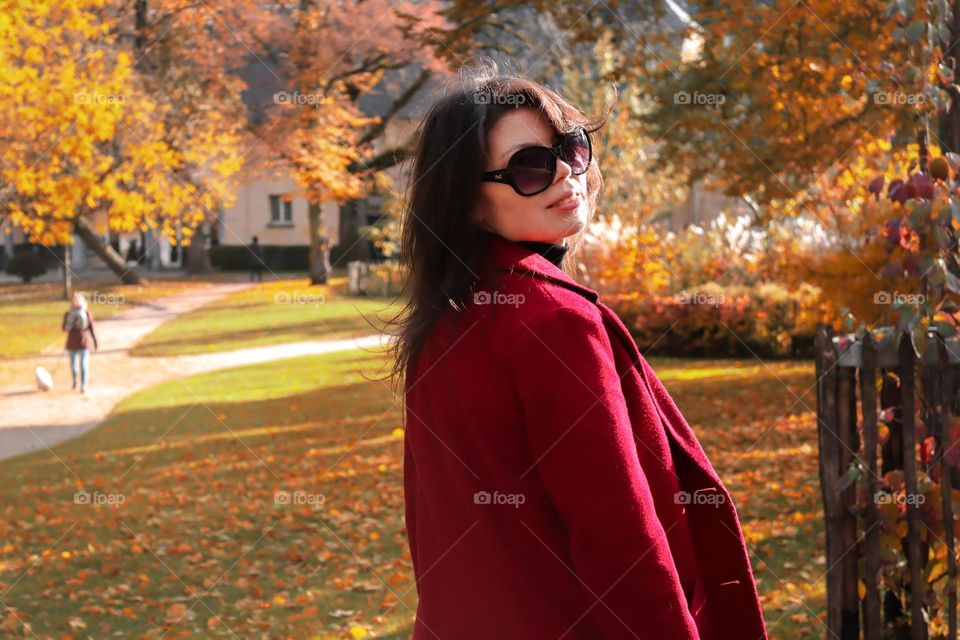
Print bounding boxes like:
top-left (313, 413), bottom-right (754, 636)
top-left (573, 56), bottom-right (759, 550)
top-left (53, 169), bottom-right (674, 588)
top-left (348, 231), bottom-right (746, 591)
top-left (403, 232), bottom-right (767, 639)
top-left (63, 307), bottom-right (98, 351)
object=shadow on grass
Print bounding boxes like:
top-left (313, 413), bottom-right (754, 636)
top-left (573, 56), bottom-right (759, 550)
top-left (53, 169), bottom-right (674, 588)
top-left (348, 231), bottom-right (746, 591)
top-left (0, 352), bottom-right (823, 639)
top-left (131, 316), bottom-right (387, 357)
top-left (659, 360), bottom-right (824, 639)
top-left (0, 349), bottom-right (414, 639)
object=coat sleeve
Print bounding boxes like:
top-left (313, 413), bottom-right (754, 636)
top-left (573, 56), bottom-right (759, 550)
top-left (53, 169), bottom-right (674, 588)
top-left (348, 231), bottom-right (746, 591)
top-left (509, 305), bottom-right (700, 639)
top-left (403, 429), bottom-right (421, 585)
top-left (87, 311), bottom-right (98, 349)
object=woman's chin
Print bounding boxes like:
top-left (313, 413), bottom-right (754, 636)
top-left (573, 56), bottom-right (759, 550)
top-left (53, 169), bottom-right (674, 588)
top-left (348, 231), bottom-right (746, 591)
top-left (559, 207), bottom-right (587, 235)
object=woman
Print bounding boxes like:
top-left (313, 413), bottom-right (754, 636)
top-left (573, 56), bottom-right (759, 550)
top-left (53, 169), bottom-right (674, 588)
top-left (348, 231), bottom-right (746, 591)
top-left (62, 291), bottom-right (98, 394)
top-left (393, 69), bottom-right (767, 639)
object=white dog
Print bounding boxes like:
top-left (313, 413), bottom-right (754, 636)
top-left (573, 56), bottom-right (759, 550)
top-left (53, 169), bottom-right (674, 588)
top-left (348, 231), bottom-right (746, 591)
top-left (35, 366), bottom-right (53, 392)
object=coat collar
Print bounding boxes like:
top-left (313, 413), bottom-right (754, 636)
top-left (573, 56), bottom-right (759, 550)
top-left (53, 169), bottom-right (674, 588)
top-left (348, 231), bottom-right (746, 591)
top-left (480, 231), bottom-right (600, 304)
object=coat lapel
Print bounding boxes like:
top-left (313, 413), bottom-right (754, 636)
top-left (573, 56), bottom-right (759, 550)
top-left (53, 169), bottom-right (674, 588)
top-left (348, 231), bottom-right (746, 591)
top-left (481, 232), bottom-right (719, 488)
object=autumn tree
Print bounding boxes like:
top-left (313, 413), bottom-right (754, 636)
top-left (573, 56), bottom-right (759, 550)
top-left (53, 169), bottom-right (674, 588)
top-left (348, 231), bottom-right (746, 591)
top-left (581, 0), bottom-right (960, 338)
top-left (0, 0), bottom-right (246, 286)
top-left (626, 0), bottom-right (901, 203)
top-left (119, 0), bottom-right (254, 275)
top-left (241, 0), bottom-right (448, 284)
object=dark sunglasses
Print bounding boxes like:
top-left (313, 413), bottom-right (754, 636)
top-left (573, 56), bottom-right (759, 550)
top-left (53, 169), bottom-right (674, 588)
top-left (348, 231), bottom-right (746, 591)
top-left (481, 128), bottom-right (592, 196)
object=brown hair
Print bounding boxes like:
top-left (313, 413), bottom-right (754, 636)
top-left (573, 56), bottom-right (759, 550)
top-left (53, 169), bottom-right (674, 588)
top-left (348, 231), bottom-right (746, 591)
top-left (388, 62), bottom-right (615, 386)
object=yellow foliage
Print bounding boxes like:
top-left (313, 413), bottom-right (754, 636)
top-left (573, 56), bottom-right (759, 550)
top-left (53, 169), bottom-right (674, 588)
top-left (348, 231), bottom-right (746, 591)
top-left (0, 0), bottom-right (244, 246)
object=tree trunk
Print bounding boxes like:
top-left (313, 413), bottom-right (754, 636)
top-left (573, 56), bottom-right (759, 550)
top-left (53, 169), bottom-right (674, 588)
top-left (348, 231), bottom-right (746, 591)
top-left (186, 224), bottom-right (212, 274)
top-left (62, 242), bottom-right (72, 300)
top-left (308, 201), bottom-right (330, 284)
top-left (73, 214), bottom-right (143, 284)
top-left (336, 199), bottom-right (365, 264)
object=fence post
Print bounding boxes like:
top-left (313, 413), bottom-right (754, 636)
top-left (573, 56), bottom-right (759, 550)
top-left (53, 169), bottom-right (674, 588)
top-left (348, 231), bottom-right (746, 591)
top-left (838, 350), bottom-right (861, 637)
top-left (899, 332), bottom-right (927, 640)
top-left (937, 334), bottom-right (957, 640)
top-left (816, 324), bottom-right (849, 638)
top-left (860, 333), bottom-right (881, 639)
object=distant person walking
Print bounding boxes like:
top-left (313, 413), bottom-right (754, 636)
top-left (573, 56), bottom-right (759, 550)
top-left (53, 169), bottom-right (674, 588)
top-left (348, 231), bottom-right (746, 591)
top-left (126, 239), bottom-right (139, 265)
top-left (249, 236), bottom-right (265, 282)
top-left (62, 292), bottom-right (98, 394)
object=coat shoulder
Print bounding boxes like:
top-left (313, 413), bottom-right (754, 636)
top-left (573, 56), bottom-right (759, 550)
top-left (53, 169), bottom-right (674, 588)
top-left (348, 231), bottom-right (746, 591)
top-left (477, 268), bottom-right (603, 339)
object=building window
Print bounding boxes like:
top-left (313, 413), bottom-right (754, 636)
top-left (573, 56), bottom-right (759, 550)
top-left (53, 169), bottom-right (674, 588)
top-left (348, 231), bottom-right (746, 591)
top-left (269, 194), bottom-right (293, 226)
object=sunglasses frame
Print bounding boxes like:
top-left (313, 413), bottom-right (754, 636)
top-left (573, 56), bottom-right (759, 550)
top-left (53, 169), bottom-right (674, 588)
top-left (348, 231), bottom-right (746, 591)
top-left (481, 128), bottom-right (592, 196)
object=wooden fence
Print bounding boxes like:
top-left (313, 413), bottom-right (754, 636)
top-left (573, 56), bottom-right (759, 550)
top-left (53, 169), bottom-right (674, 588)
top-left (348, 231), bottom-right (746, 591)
top-left (816, 323), bottom-right (960, 639)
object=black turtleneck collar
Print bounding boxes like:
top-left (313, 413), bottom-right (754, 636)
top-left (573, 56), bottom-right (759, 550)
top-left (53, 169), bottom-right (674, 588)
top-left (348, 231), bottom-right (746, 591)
top-left (516, 239), bottom-right (569, 267)
top-left (482, 230), bottom-right (570, 268)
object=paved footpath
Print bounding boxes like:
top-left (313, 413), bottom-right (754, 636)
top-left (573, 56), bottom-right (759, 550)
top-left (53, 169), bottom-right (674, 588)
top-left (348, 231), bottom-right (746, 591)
top-left (0, 283), bottom-right (385, 460)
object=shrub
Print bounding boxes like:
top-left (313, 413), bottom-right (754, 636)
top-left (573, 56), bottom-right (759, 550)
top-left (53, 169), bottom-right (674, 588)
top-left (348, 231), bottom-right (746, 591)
top-left (209, 245), bottom-right (309, 271)
top-left (5, 251), bottom-right (47, 283)
top-left (363, 261), bottom-right (405, 297)
top-left (611, 281), bottom-right (823, 359)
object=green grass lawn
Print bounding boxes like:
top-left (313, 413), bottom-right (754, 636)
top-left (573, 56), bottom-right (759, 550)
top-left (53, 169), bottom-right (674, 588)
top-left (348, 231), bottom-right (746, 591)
top-left (0, 347), bottom-right (412, 639)
top-left (131, 277), bottom-right (403, 357)
top-left (0, 346), bottom-right (824, 639)
top-left (0, 278), bottom-right (229, 360)
top-left (662, 358), bottom-right (825, 639)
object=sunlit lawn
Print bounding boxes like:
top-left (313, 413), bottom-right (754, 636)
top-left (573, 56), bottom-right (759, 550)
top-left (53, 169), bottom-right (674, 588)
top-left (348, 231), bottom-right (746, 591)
top-left (132, 277), bottom-right (402, 357)
top-left (0, 347), bottom-right (412, 639)
top-left (0, 278), bottom-right (223, 359)
top-left (0, 346), bottom-right (823, 639)
top-left (662, 357), bottom-right (824, 639)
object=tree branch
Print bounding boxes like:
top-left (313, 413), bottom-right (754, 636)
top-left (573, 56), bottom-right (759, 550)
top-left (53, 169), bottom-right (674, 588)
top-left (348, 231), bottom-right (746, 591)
top-left (358, 67), bottom-right (432, 146)
top-left (348, 145), bottom-right (413, 174)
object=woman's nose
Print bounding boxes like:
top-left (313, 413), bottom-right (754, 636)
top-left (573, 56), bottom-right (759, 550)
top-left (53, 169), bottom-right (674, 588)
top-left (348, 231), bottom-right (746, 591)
top-left (553, 156), bottom-right (573, 183)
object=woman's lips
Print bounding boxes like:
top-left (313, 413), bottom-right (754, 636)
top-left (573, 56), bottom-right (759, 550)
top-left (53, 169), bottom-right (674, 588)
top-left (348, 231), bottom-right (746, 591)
top-left (547, 193), bottom-right (581, 210)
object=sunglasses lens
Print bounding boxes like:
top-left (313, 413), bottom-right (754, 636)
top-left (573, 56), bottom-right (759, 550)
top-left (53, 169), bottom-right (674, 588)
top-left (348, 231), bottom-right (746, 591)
top-left (562, 130), bottom-right (591, 174)
top-left (511, 147), bottom-right (555, 195)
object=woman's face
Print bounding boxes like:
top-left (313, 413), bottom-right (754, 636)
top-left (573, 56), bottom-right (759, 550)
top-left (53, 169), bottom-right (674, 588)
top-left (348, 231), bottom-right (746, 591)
top-left (474, 108), bottom-right (589, 244)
